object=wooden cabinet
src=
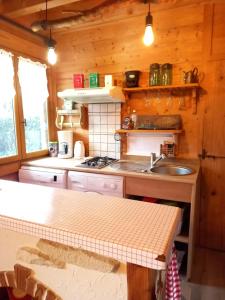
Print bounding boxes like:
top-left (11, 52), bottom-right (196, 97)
top-left (125, 175), bottom-right (199, 280)
top-left (68, 171), bottom-right (124, 198)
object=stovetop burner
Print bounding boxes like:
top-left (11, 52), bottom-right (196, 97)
top-left (78, 156), bottom-right (117, 169)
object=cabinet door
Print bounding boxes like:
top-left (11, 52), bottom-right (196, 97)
top-left (199, 159), bottom-right (225, 250)
top-left (68, 171), bottom-right (124, 198)
top-left (67, 171), bottom-right (87, 191)
top-left (199, 8), bottom-right (225, 249)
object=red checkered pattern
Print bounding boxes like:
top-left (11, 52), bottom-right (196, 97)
top-left (165, 246), bottom-right (181, 300)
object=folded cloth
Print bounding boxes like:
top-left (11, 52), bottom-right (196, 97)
top-left (165, 246), bottom-right (181, 300)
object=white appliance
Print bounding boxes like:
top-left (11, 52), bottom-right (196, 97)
top-left (19, 166), bottom-right (67, 188)
top-left (74, 141), bottom-right (85, 158)
top-left (57, 130), bottom-right (73, 158)
top-left (68, 171), bottom-right (124, 198)
top-left (57, 86), bottom-right (125, 104)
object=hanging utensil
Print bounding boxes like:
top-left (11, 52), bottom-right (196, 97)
top-left (179, 91), bottom-right (186, 110)
top-left (166, 92), bottom-right (173, 110)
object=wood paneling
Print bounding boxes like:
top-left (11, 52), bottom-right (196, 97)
top-left (51, 0), bottom-right (225, 252)
top-left (204, 2), bottom-right (225, 61)
top-left (54, 1), bottom-right (205, 158)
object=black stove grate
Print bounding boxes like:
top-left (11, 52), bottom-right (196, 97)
top-left (78, 156), bottom-right (117, 169)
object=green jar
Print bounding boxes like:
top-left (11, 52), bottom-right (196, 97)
top-left (161, 63), bottom-right (173, 85)
top-left (89, 73), bottom-right (99, 88)
top-left (149, 63), bottom-right (161, 86)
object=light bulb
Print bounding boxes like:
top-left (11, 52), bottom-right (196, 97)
top-left (47, 47), bottom-right (57, 65)
top-left (143, 24), bottom-right (154, 46)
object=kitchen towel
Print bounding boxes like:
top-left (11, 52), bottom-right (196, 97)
top-left (165, 246), bottom-right (181, 300)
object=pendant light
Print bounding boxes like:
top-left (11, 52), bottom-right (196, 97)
top-left (143, 0), bottom-right (154, 46)
top-left (45, 0), bottom-right (57, 65)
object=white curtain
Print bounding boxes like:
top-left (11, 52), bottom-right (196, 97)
top-left (18, 57), bottom-right (49, 151)
top-left (0, 49), bottom-right (15, 118)
top-left (18, 57), bottom-right (49, 110)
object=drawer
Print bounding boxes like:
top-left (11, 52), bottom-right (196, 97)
top-left (19, 167), bottom-right (67, 188)
top-left (125, 177), bottom-right (192, 203)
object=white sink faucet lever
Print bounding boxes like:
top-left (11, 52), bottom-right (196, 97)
top-left (150, 153), bottom-right (167, 169)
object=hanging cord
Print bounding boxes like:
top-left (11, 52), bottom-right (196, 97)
top-left (45, 0), bottom-right (48, 23)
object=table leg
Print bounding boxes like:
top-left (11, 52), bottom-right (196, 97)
top-left (127, 263), bottom-right (156, 300)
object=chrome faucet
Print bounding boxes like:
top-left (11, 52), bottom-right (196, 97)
top-left (149, 153), bottom-right (167, 169)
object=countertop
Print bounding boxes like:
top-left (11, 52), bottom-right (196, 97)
top-left (0, 180), bottom-right (181, 270)
top-left (22, 156), bottom-right (200, 184)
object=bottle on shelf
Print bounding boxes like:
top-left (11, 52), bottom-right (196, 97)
top-left (130, 110), bottom-right (137, 129)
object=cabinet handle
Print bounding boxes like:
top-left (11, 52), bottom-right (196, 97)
top-left (110, 183), bottom-right (116, 189)
top-left (21, 118), bottom-right (27, 126)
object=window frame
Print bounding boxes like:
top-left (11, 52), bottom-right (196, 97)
top-left (0, 47), bottom-right (51, 165)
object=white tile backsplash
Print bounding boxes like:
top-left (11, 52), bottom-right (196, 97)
top-left (88, 103), bottom-right (121, 158)
top-left (108, 115), bottom-right (116, 125)
top-left (93, 104), bottom-right (100, 113)
top-left (101, 104), bottom-right (108, 113)
top-left (101, 115), bottom-right (108, 125)
top-left (101, 143), bottom-right (108, 151)
top-left (101, 135), bottom-right (108, 143)
top-left (108, 103), bottom-right (116, 112)
top-left (93, 115), bottom-right (100, 124)
top-left (93, 134), bottom-right (101, 143)
top-left (108, 134), bottom-right (115, 143)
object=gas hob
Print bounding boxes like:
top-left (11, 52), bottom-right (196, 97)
top-left (77, 156), bottom-right (117, 169)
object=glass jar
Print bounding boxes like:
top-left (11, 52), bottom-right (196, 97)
top-left (149, 63), bottom-right (161, 86)
top-left (161, 63), bottom-right (172, 85)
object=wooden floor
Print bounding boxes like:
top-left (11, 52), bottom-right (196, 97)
top-left (182, 247), bottom-right (225, 300)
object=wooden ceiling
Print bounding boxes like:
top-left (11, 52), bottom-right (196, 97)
top-left (0, 0), bottom-right (207, 39)
top-left (0, 0), bottom-right (135, 33)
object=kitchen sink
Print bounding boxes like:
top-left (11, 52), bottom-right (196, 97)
top-left (110, 161), bottom-right (194, 176)
top-left (150, 165), bottom-right (194, 176)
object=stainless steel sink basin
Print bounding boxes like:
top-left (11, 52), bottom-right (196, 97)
top-left (150, 165), bottom-right (194, 176)
top-left (110, 161), bottom-right (147, 172)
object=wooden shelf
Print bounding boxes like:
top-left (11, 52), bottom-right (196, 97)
top-left (123, 83), bottom-right (200, 92)
top-left (56, 109), bottom-right (80, 116)
top-left (55, 107), bottom-right (81, 129)
top-left (123, 83), bottom-right (200, 114)
top-left (115, 129), bottom-right (183, 134)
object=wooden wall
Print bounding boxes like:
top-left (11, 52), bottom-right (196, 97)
top-left (53, 0), bottom-right (225, 251)
top-left (53, 0), bottom-right (205, 158)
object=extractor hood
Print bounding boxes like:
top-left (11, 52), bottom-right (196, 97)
top-left (57, 86), bottom-right (125, 104)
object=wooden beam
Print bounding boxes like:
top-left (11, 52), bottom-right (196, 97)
top-left (0, 0), bottom-right (83, 18)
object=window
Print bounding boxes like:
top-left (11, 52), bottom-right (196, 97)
top-left (18, 57), bottom-right (49, 154)
top-left (0, 50), bottom-right (49, 164)
top-left (0, 50), bottom-right (17, 159)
